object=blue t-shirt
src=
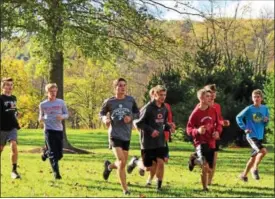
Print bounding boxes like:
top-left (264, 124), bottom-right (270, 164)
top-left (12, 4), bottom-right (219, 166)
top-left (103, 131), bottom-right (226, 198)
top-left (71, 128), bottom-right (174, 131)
top-left (236, 104), bottom-right (269, 140)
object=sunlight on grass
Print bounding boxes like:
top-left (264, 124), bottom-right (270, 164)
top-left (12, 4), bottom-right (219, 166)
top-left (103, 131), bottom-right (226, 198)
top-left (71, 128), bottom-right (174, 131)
top-left (1, 129), bottom-right (274, 197)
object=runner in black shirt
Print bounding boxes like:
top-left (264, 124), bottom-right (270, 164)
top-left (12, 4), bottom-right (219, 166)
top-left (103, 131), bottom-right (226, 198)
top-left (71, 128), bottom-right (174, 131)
top-left (0, 78), bottom-right (21, 179)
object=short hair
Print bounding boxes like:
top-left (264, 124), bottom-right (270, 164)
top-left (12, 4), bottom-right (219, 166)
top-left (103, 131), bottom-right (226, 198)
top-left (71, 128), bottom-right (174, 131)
top-left (204, 84), bottom-right (216, 92)
top-left (252, 89), bottom-right (263, 98)
top-left (197, 88), bottom-right (211, 100)
top-left (113, 78), bottom-right (127, 88)
top-left (154, 85), bottom-right (167, 94)
top-left (45, 83), bottom-right (58, 92)
top-left (149, 87), bottom-right (155, 98)
top-left (1, 77), bottom-right (13, 89)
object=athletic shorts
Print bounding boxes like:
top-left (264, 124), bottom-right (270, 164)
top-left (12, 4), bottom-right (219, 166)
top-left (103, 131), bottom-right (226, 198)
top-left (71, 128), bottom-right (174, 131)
top-left (141, 147), bottom-right (166, 167)
top-left (0, 128), bottom-right (17, 146)
top-left (164, 142), bottom-right (169, 158)
top-left (214, 140), bottom-right (220, 152)
top-left (195, 144), bottom-right (215, 168)
top-left (110, 138), bottom-right (130, 151)
top-left (246, 137), bottom-right (265, 157)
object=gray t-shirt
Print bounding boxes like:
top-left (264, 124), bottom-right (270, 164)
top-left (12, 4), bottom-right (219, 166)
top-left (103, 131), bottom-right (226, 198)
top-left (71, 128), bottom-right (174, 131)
top-left (99, 96), bottom-right (139, 141)
top-left (39, 99), bottom-right (69, 131)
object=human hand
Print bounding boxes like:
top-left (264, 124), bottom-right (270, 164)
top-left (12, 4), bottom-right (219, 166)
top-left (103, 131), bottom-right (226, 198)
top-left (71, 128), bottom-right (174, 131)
top-left (124, 115), bottom-right (132, 124)
top-left (151, 130), bottom-right (159, 138)
top-left (212, 131), bottom-right (220, 140)
top-left (245, 129), bottom-right (252, 134)
top-left (198, 126), bottom-right (206, 135)
top-left (223, 120), bottom-right (230, 127)
top-left (263, 117), bottom-right (269, 123)
top-left (56, 115), bottom-right (63, 121)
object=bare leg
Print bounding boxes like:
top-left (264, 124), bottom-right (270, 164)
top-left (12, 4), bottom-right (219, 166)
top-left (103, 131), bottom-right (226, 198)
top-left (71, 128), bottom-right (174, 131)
top-left (112, 147), bottom-right (128, 192)
top-left (252, 148), bottom-right (267, 170)
top-left (208, 152), bottom-right (217, 185)
top-left (155, 158), bottom-right (165, 190)
top-left (155, 158), bottom-right (164, 181)
top-left (147, 161), bottom-right (157, 183)
top-left (243, 156), bottom-right (256, 177)
top-left (10, 141), bottom-right (18, 165)
top-left (201, 162), bottom-right (209, 190)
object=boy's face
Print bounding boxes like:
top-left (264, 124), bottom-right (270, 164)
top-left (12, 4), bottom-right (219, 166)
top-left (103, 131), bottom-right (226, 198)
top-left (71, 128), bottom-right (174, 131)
top-left (2, 81), bottom-right (13, 93)
top-left (201, 92), bottom-right (212, 106)
top-left (150, 91), bottom-right (155, 101)
top-left (116, 81), bottom-right (127, 95)
top-left (154, 90), bottom-right (166, 104)
top-left (48, 87), bottom-right (58, 99)
top-left (252, 93), bottom-right (262, 105)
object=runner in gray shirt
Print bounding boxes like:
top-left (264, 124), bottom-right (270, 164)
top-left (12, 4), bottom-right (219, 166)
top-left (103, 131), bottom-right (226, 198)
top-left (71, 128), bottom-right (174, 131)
top-left (39, 99), bottom-right (68, 131)
top-left (99, 78), bottom-right (139, 195)
top-left (39, 83), bottom-right (69, 180)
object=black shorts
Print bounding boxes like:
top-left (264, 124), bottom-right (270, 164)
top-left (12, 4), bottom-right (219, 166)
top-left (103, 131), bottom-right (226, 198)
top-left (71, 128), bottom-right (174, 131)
top-left (110, 138), bottom-right (130, 151)
top-left (214, 140), bottom-right (220, 152)
top-left (141, 147), bottom-right (166, 167)
top-left (164, 142), bottom-right (169, 158)
top-left (195, 144), bottom-right (215, 168)
top-left (246, 137), bottom-right (265, 157)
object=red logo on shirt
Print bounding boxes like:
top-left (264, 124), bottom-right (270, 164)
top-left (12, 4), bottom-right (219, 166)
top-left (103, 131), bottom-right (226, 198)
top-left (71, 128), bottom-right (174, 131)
top-left (156, 114), bottom-right (164, 123)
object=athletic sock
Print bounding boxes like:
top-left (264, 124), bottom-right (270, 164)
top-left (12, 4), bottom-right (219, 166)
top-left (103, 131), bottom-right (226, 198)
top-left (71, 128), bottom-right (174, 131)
top-left (147, 179), bottom-right (152, 184)
top-left (134, 159), bottom-right (139, 165)
top-left (107, 165), bottom-right (112, 171)
top-left (12, 163), bottom-right (17, 172)
top-left (157, 180), bottom-right (162, 189)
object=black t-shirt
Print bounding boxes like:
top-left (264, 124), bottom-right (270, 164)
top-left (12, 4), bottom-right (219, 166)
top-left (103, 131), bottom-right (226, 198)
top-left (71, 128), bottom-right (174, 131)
top-left (0, 94), bottom-right (20, 131)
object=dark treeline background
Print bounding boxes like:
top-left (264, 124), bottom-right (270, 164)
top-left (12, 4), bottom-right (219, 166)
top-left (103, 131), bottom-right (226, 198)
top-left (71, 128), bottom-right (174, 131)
top-left (1, 0), bottom-right (274, 146)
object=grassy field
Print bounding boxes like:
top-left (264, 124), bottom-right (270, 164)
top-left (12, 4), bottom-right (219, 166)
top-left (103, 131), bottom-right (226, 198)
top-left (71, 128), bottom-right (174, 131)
top-left (1, 129), bottom-right (274, 197)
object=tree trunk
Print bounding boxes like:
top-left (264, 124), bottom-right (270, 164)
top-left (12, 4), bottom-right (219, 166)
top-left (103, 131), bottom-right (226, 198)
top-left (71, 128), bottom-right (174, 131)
top-left (48, 51), bottom-right (89, 154)
top-left (44, 0), bottom-right (88, 154)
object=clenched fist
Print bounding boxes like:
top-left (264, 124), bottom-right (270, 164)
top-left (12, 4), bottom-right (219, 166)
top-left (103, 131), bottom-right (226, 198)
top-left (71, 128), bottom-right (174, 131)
top-left (198, 126), bottom-right (206, 135)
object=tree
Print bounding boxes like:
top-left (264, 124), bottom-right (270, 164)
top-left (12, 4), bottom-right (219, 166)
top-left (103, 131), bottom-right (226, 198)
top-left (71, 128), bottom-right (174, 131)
top-left (1, 0), bottom-right (206, 152)
top-left (64, 55), bottom-right (119, 129)
top-left (264, 72), bottom-right (274, 143)
top-left (144, 66), bottom-right (186, 105)
top-left (1, 57), bottom-right (41, 128)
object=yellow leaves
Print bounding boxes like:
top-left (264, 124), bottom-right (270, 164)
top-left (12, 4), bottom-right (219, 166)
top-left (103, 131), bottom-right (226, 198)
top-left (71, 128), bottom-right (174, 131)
top-left (17, 94), bottom-right (40, 128)
top-left (1, 58), bottom-right (29, 95)
top-left (1, 56), bottom-right (40, 128)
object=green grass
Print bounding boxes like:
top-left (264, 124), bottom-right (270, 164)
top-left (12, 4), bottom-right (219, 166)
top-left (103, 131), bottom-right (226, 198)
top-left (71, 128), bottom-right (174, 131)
top-left (1, 129), bottom-right (274, 197)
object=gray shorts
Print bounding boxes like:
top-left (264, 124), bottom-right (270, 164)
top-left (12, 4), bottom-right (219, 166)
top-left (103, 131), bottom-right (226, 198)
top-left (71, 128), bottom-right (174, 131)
top-left (0, 128), bottom-right (17, 146)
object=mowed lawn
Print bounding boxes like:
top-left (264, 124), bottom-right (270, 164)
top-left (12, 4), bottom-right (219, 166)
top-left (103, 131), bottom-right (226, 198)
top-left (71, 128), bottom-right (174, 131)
top-left (1, 129), bottom-right (274, 198)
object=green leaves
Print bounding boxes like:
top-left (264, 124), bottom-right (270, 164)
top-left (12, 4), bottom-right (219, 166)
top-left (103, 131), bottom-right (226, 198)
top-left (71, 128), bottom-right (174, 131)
top-left (264, 72), bottom-right (274, 143)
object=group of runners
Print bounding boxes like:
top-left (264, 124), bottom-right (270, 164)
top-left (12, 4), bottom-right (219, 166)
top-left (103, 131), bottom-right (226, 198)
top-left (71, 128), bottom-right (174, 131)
top-left (0, 77), bottom-right (270, 195)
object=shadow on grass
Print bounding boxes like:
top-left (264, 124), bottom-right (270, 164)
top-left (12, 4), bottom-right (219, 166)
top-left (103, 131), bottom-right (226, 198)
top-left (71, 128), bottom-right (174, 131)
top-left (210, 187), bottom-right (275, 197)
top-left (91, 180), bottom-right (207, 197)
top-left (212, 184), bottom-right (275, 192)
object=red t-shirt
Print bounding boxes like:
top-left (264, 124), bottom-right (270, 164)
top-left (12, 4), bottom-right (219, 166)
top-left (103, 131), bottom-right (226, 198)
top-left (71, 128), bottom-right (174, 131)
top-left (187, 106), bottom-right (222, 148)
top-left (164, 103), bottom-right (173, 141)
top-left (196, 103), bottom-right (224, 131)
top-left (212, 103), bottom-right (224, 126)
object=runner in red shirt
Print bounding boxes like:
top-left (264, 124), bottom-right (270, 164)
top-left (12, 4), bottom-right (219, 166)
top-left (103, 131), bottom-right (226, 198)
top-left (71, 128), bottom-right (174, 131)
top-left (188, 84), bottom-right (230, 185)
top-left (187, 88), bottom-right (222, 191)
top-left (204, 84), bottom-right (230, 185)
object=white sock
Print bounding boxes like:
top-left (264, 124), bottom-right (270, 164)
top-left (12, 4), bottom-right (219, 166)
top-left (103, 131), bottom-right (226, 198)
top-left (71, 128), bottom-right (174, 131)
top-left (134, 159), bottom-right (139, 165)
top-left (108, 165), bottom-right (112, 171)
top-left (147, 179), bottom-right (152, 184)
